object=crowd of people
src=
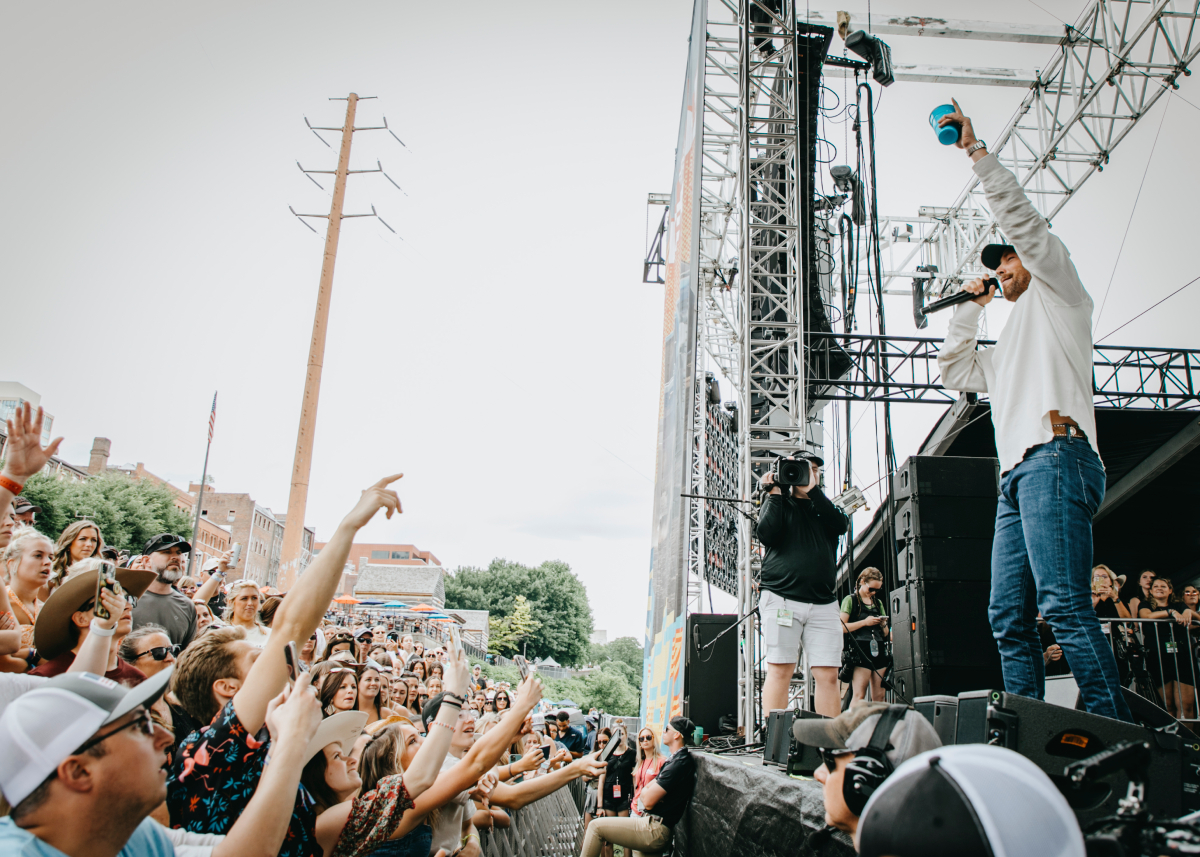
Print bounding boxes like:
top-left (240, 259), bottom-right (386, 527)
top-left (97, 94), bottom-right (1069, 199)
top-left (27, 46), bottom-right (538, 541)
top-left (0, 404), bottom-right (701, 857)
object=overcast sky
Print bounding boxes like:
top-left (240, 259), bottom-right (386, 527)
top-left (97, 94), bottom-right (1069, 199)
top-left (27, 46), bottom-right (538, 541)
top-left (4, 1), bottom-right (1197, 641)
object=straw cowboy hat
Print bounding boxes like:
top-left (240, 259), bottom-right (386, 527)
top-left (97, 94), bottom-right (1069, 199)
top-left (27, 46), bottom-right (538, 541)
top-left (305, 710), bottom-right (369, 762)
top-left (34, 566), bottom-right (156, 659)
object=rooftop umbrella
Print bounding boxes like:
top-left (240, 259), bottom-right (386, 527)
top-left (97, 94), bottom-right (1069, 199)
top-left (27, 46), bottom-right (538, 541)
top-left (410, 604), bottom-right (436, 612)
top-left (358, 600), bottom-right (384, 606)
top-left (333, 596), bottom-right (361, 604)
top-left (382, 601), bottom-right (409, 608)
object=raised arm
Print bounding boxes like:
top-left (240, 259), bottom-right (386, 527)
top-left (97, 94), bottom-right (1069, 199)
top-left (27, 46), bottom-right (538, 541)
top-left (937, 300), bottom-right (990, 394)
top-left (193, 552), bottom-right (230, 604)
top-left (401, 644), bottom-right (472, 796)
top-left (233, 475), bottom-right (403, 733)
top-left (69, 587), bottom-right (125, 674)
top-left (490, 753), bottom-right (606, 810)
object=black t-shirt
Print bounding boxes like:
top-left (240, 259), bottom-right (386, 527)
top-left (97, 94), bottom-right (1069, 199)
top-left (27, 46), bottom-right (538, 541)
top-left (755, 489), bottom-right (849, 605)
top-left (1038, 621), bottom-right (1071, 677)
top-left (1094, 598), bottom-right (1124, 621)
top-left (604, 748), bottom-right (636, 804)
top-left (651, 747), bottom-right (697, 827)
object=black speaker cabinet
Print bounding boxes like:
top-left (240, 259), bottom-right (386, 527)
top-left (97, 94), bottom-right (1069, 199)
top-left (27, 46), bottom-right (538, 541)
top-left (891, 581), bottom-right (1001, 672)
top-left (955, 689), bottom-right (1188, 824)
top-left (913, 694), bottom-right (959, 746)
top-left (763, 708), bottom-right (825, 775)
top-left (683, 613), bottom-right (738, 738)
top-left (894, 455), bottom-right (1000, 502)
top-left (896, 495), bottom-right (999, 541)
top-left (897, 537), bottom-right (993, 583)
top-left (892, 665), bottom-right (1003, 702)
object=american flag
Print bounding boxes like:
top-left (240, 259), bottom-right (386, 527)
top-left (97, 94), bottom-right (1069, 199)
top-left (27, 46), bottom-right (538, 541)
top-left (207, 392), bottom-right (217, 443)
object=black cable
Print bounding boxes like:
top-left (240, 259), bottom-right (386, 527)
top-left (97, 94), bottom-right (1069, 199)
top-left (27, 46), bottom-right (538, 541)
top-left (1096, 272), bottom-right (1200, 343)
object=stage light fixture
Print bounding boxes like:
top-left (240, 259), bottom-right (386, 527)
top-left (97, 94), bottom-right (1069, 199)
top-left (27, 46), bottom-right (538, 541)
top-left (844, 30), bottom-right (894, 87)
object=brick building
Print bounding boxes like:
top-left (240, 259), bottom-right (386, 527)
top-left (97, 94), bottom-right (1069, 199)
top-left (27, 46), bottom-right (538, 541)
top-left (314, 542), bottom-right (441, 572)
top-left (89, 439), bottom-right (232, 571)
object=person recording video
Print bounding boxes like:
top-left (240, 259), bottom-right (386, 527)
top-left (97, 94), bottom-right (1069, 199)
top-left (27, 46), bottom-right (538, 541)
top-left (756, 451), bottom-right (849, 718)
top-left (935, 99), bottom-right (1131, 722)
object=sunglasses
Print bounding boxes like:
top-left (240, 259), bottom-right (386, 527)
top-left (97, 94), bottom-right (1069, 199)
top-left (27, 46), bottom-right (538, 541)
top-left (866, 586), bottom-right (882, 593)
top-left (132, 645), bottom-right (180, 662)
top-left (639, 736), bottom-right (654, 742)
top-left (75, 710), bottom-right (157, 755)
top-left (819, 748), bottom-right (853, 771)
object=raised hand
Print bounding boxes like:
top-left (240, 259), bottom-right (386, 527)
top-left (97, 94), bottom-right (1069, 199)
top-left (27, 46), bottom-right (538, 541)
top-left (939, 98), bottom-right (979, 151)
top-left (444, 644), bottom-right (470, 698)
top-left (2, 404), bottom-right (63, 484)
top-left (93, 587), bottom-right (126, 631)
top-left (341, 474), bottom-right (404, 530)
top-left (514, 675), bottom-right (545, 713)
top-left (962, 277), bottom-right (997, 307)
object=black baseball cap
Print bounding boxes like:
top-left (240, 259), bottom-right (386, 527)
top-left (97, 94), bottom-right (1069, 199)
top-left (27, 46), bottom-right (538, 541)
top-left (980, 243), bottom-right (1016, 270)
top-left (143, 533), bottom-right (191, 555)
top-left (12, 497), bottom-right (40, 514)
top-left (783, 450), bottom-right (825, 467)
top-left (668, 716), bottom-right (697, 744)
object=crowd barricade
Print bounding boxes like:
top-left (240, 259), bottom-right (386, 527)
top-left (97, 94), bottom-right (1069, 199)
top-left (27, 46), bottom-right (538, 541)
top-left (1101, 616), bottom-right (1200, 725)
top-left (599, 714), bottom-right (642, 737)
top-left (477, 782), bottom-right (585, 857)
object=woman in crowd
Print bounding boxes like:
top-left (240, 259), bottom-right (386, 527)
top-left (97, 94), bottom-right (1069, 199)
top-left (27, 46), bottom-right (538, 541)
top-left (193, 599), bottom-right (217, 633)
top-left (1140, 577), bottom-right (1197, 719)
top-left (328, 631), bottom-right (356, 659)
top-left (259, 595), bottom-right (283, 628)
top-left (357, 664), bottom-right (396, 724)
top-left (631, 726), bottom-right (665, 818)
top-left (410, 658), bottom-right (427, 684)
top-left (3, 526), bottom-right (55, 659)
top-left (1092, 565), bottom-right (1132, 620)
top-left (50, 520), bottom-right (103, 589)
top-left (298, 630), bottom-right (323, 671)
top-left (1128, 569), bottom-right (1157, 620)
top-left (179, 576), bottom-right (200, 600)
top-left (415, 685), bottom-right (430, 715)
top-left (119, 622), bottom-right (177, 678)
top-left (428, 661), bottom-right (443, 682)
top-left (300, 713), bottom-right (371, 817)
top-left (839, 567), bottom-right (891, 704)
top-left (389, 675), bottom-right (410, 713)
top-left (225, 579), bottom-right (271, 646)
top-left (595, 724), bottom-right (635, 857)
top-left (315, 674), bottom-right (544, 857)
top-left (492, 689), bottom-right (512, 714)
top-left (426, 677), bottom-right (443, 696)
top-left (314, 661), bottom-right (361, 717)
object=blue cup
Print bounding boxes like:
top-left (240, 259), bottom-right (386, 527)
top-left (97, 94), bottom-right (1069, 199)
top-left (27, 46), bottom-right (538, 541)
top-left (929, 104), bottom-right (961, 145)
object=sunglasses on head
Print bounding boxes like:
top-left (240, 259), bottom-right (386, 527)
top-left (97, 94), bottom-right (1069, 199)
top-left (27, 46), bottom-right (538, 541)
top-left (133, 645), bottom-right (180, 662)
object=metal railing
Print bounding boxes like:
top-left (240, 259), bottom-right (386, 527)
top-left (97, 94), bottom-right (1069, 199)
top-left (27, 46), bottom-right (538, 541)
top-left (1098, 616), bottom-right (1200, 723)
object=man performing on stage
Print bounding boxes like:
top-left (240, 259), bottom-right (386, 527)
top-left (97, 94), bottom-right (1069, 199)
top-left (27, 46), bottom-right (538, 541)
top-left (936, 100), bottom-right (1132, 721)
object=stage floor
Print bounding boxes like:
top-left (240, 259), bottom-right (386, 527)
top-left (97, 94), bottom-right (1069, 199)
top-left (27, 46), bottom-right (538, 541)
top-left (675, 751), bottom-right (855, 857)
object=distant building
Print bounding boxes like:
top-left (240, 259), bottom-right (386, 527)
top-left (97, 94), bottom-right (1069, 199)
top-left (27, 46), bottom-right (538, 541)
top-left (0, 382), bottom-right (54, 445)
top-left (354, 563), bottom-right (446, 608)
top-left (315, 541), bottom-right (441, 571)
top-left (451, 608), bottom-right (490, 653)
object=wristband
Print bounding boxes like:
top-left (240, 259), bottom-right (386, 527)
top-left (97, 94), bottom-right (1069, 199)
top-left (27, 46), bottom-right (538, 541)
top-left (0, 475), bottom-right (24, 495)
top-left (89, 621), bottom-right (116, 637)
top-left (443, 692), bottom-right (466, 707)
top-left (431, 719), bottom-right (455, 732)
top-left (462, 833), bottom-right (480, 844)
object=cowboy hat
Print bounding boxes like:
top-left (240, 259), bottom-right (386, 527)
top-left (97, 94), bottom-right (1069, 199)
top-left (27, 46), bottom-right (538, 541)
top-left (304, 710), bottom-right (369, 762)
top-left (34, 566), bottom-right (156, 659)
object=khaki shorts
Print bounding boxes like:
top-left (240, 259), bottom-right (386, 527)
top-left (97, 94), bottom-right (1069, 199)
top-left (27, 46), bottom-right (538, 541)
top-left (760, 591), bottom-right (843, 668)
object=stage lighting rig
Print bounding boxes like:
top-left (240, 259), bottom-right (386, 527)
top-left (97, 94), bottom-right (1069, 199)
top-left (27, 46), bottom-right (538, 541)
top-left (844, 29), bottom-right (894, 87)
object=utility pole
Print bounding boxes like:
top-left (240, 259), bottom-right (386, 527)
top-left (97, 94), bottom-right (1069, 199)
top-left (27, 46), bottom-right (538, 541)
top-left (278, 93), bottom-right (404, 589)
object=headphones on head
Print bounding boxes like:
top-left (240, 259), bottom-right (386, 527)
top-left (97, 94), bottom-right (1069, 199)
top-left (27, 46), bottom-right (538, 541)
top-left (842, 704), bottom-right (907, 816)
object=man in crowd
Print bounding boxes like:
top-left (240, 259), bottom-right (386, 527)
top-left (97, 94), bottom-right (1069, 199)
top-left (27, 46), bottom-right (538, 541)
top-left (580, 716), bottom-right (698, 857)
top-left (757, 452), bottom-right (849, 717)
top-left (855, 744), bottom-right (1086, 856)
top-left (11, 497), bottom-right (39, 527)
top-left (0, 668), bottom-right (324, 857)
top-left (793, 702), bottom-right (942, 840)
top-left (471, 663), bottom-right (485, 692)
top-left (131, 534), bottom-right (198, 649)
top-left (556, 709), bottom-right (586, 759)
top-left (168, 474), bottom-right (404, 857)
top-left (585, 713), bottom-right (599, 752)
top-left (936, 100), bottom-right (1131, 721)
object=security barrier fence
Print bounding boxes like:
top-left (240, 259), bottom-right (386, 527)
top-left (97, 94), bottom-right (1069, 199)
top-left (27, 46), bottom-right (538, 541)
top-left (1102, 616), bottom-right (1200, 725)
top-left (476, 781), bottom-right (588, 857)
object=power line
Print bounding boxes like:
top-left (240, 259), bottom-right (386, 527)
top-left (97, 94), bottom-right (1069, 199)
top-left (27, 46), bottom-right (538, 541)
top-left (1097, 273), bottom-right (1200, 343)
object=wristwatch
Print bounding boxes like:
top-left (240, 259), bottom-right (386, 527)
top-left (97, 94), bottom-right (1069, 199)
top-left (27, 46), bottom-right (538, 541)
top-left (966, 139), bottom-right (987, 156)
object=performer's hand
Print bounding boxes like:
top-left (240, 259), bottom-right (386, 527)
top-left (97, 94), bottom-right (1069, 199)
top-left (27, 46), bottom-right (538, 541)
top-left (963, 277), bottom-right (997, 307)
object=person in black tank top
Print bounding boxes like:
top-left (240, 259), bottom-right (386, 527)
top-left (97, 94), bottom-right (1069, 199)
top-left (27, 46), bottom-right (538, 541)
top-left (839, 568), bottom-right (891, 704)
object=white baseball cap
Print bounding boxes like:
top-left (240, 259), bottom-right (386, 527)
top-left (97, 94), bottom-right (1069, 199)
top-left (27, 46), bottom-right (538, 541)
top-left (0, 668), bottom-right (173, 807)
top-left (858, 744), bottom-right (1085, 857)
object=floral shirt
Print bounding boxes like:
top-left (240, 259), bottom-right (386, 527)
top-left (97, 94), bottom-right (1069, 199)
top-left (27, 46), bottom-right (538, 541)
top-left (167, 700), bottom-right (319, 857)
top-left (331, 774), bottom-right (415, 857)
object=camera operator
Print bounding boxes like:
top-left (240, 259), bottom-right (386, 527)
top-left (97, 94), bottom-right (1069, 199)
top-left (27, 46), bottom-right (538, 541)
top-left (935, 100), bottom-right (1130, 722)
top-left (756, 451), bottom-right (849, 718)
top-left (840, 568), bottom-right (891, 704)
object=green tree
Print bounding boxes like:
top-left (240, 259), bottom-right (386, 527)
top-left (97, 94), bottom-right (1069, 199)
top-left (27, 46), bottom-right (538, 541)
top-left (487, 616), bottom-right (516, 656)
top-left (19, 470), bottom-right (194, 552)
top-left (589, 636), bottom-right (644, 692)
top-left (445, 558), bottom-right (593, 666)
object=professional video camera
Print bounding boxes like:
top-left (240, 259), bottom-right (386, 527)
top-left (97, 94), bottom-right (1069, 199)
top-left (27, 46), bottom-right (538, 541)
top-left (773, 454), bottom-right (815, 488)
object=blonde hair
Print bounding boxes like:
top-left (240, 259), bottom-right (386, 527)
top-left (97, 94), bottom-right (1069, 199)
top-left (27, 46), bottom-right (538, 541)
top-left (1092, 564), bottom-right (1121, 592)
top-left (223, 580), bottom-right (264, 623)
top-left (3, 526), bottom-right (54, 583)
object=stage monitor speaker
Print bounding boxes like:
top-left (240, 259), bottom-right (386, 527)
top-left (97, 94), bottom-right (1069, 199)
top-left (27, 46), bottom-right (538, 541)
top-left (897, 536), bottom-right (993, 583)
top-left (954, 689), bottom-right (1189, 824)
top-left (892, 665), bottom-right (1003, 703)
top-left (763, 708), bottom-right (825, 775)
top-left (894, 455), bottom-right (1000, 502)
top-left (683, 613), bottom-right (738, 738)
top-left (891, 581), bottom-right (1001, 673)
top-left (913, 695), bottom-right (958, 746)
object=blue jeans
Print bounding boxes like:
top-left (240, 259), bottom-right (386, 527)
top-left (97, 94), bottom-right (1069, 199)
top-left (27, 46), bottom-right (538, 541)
top-left (989, 437), bottom-right (1132, 721)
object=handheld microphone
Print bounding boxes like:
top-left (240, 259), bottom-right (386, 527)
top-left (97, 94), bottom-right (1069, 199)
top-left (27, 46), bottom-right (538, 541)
top-left (922, 277), bottom-right (1001, 315)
